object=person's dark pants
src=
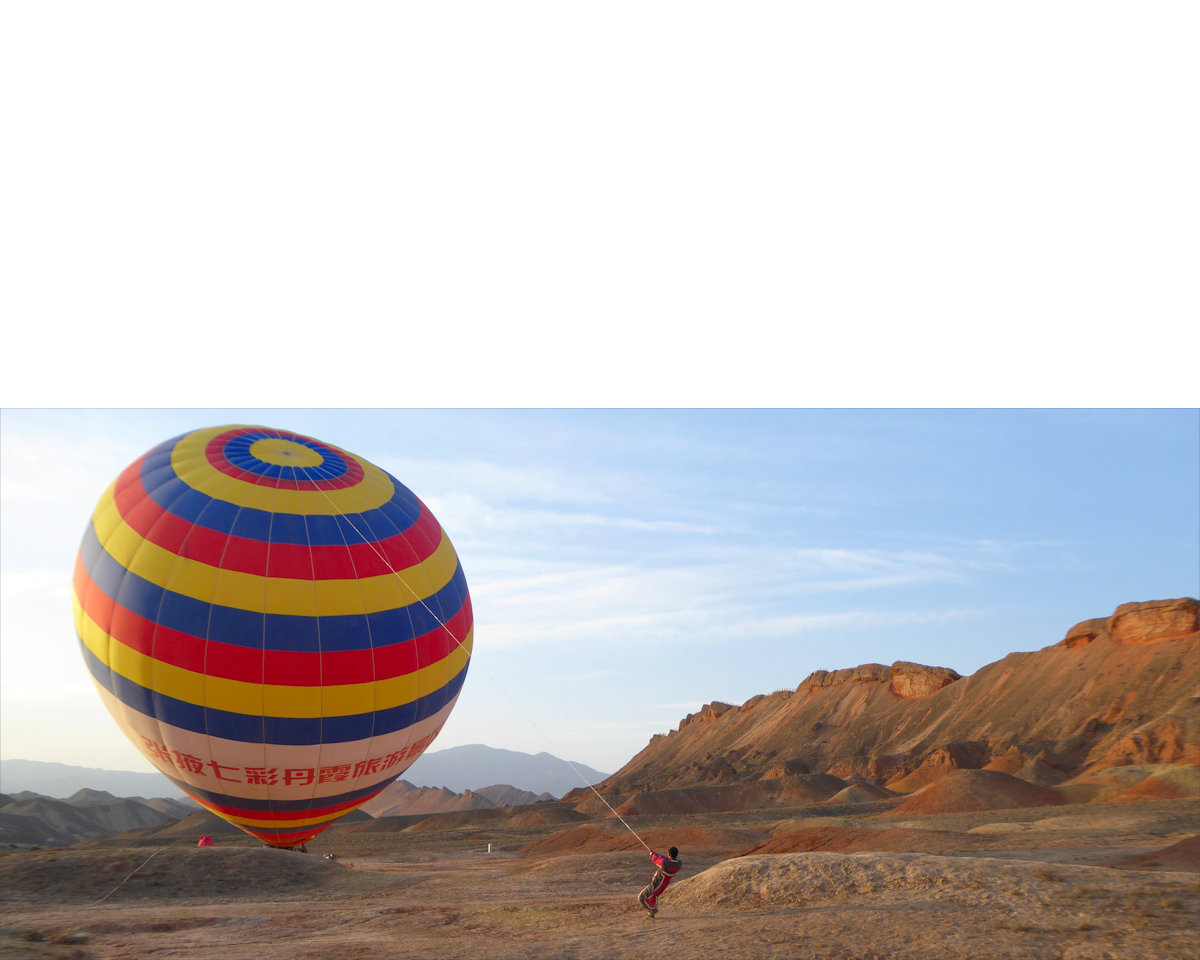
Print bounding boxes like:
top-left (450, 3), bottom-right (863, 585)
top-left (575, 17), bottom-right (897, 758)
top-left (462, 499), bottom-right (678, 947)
top-left (639, 876), bottom-right (669, 910)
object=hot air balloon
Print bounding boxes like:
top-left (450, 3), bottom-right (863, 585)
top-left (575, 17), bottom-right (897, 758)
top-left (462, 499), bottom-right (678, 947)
top-left (72, 425), bottom-right (473, 848)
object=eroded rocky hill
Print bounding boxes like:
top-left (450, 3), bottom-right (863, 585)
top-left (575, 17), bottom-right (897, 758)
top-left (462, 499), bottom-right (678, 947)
top-left (0, 789), bottom-right (198, 846)
top-left (360, 780), bottom-right (553, 817)
top-left (581, 599), bottom-right (1199, 799)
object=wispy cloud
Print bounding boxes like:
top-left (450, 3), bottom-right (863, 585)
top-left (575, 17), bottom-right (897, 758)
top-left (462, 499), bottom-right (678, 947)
top-left (786, 547), bottom-right (954, 574)
top-left (747, 606), bottom-right (987, 639)
top-left (437, 495), bottom-right (718, 540)
top-left (465, 544), bottom-right (994, 653)
top-left (383, 457), bottom-right (587, 507)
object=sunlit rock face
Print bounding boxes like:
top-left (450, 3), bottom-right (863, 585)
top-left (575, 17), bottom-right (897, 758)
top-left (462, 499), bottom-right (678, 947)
top-left (581, 599), bottom-right (1199, 798)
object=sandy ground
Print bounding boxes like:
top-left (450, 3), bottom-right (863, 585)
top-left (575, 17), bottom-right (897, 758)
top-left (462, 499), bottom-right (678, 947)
top-left (2, 797), bottom-right (1197, 960)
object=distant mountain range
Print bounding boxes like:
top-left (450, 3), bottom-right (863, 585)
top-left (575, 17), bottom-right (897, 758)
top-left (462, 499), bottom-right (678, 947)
top-left (0, 788), bottom-right (199, 846)
top-left (401, 744), bottom-right (608, 797)
top-left (0, 743), bottom-right (610, 847)
top-left (360, 780), bottom-right (554, 817)
top-left (0, 760), bottom-right (189, 800)
top-left (1, 745), bottom-right (607, 809)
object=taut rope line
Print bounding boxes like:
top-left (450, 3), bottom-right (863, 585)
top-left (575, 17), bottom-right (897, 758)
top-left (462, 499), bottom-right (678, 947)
top-left (301, 456), bottom-right (652, 853)
top-left (91, 847), bottom-right (166, 905)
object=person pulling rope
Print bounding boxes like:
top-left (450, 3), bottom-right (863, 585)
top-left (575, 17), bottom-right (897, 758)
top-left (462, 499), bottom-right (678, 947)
top-left (637, 846), bottom-right (682, 918)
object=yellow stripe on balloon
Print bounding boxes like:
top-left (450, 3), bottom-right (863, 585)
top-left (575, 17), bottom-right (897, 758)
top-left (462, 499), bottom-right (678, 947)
top-left (87, 485), bottom-right (460, 615)
top-left (192, 804), bottom-right (353, 831)
top-left (74, 594), bottom-right (474, 717)
top-left (249, 436), bottom-right (325, 468)
top-left (170, 426), bottom-right (398, 515)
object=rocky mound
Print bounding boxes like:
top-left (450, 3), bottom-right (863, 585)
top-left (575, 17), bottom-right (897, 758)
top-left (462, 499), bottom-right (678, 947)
top-left (880, 770), bottom-right (1066, 817)
top-left (362, 780), bottom-right (557, 818)
top-left (362, 781), bottom-right (493, 817)
top-left (570, 792), bottom-right (631, 816)
top-left (1111, 766), bottom-right (1200, 803)
top-left (885, 745), bottom-right (990, 794)
top-left (665, 851), bottom-right (1197, 912)
top-left (475, 784), bottom-right (556, 807)
top-left (0, 846), bottom-right (403, 905)
top-left (823, 783), bottom-right (895, 804)
top-left (1114, 835), bottom-right (1200, 872)
top-left (982, 747), bottom-right (1070, 785)
top-left (1056, 763), bottom-right (1195, 804)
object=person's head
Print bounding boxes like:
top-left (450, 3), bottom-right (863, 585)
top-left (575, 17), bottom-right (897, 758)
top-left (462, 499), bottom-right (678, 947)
top-left (668, 847), bottom-right (678, 859)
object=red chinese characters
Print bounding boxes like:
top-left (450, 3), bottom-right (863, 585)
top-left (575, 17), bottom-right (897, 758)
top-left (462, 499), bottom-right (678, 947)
top-left (137, 733), bottom-right (441, 786)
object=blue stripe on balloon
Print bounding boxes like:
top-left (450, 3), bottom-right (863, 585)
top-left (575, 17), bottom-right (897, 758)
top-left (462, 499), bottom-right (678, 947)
top-left (79, 522), bottom-right (469, 653)
top-left (137, 435), bottom-right (424, 546)
top-left (221, 431), bottom-right (352, 482)
top-left (79, 641), bottom-right (469, 744)
top-left (160, 769), bottom-right (391, 814)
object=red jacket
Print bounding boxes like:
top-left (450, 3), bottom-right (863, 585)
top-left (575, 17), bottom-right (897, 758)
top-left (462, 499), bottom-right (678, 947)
top-left (647, 850), bottom-right (681, 899)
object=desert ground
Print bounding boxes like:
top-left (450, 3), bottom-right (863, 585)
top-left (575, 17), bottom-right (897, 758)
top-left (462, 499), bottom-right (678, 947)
top-left (2, 789), bottom-right (1197, 960)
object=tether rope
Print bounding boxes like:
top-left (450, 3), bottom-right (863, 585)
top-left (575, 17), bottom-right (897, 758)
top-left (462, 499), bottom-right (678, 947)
top-left (307, 472), bottom-right (653, 853)
top-left (91, 847), bottom-right (166, 905)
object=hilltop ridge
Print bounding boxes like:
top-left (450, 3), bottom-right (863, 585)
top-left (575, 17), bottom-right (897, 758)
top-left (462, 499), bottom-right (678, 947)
top-left (578, 598), bottom-right (1199, 800)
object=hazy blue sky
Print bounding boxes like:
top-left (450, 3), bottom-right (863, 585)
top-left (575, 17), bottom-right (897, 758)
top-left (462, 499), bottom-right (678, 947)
top-left (2, 408), bottom-right (1196, 775)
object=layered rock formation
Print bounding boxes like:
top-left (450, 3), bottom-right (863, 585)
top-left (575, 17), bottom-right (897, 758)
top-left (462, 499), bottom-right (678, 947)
top-left (361, 779), bottom-right (552, 818)
top-left (800, 661), bottom-right (962, 698)
top-left (0, 789), bottom-right (198, 846)
top-left (581, 598), bottom-right (1199, 799)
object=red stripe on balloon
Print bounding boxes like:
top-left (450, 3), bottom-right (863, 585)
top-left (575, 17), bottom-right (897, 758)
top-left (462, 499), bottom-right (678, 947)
top-left (192, 784), bottom-right (389, 823)
top-left (204, 427), bottom-right (366, 490)
top-left (72, 560), bottom-right (473, 686)
top-left (110, 460), bottom-right (444, 579)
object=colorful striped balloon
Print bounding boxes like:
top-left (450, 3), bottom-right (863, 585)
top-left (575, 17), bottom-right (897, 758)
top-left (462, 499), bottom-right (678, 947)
top-left (72, 425), bottom-right (473, 847)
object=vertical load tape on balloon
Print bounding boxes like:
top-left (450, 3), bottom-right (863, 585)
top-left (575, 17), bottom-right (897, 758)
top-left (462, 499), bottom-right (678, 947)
top-left (72, 425), bottom-right (473, 847)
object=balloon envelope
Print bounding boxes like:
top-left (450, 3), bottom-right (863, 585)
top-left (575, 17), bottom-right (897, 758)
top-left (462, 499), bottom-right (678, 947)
top-left (72, 425), bottom-right (473, 847)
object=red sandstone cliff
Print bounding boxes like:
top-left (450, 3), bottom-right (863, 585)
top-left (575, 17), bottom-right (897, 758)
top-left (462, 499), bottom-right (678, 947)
top-left (582, 599), bottom-right (1199, 798)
